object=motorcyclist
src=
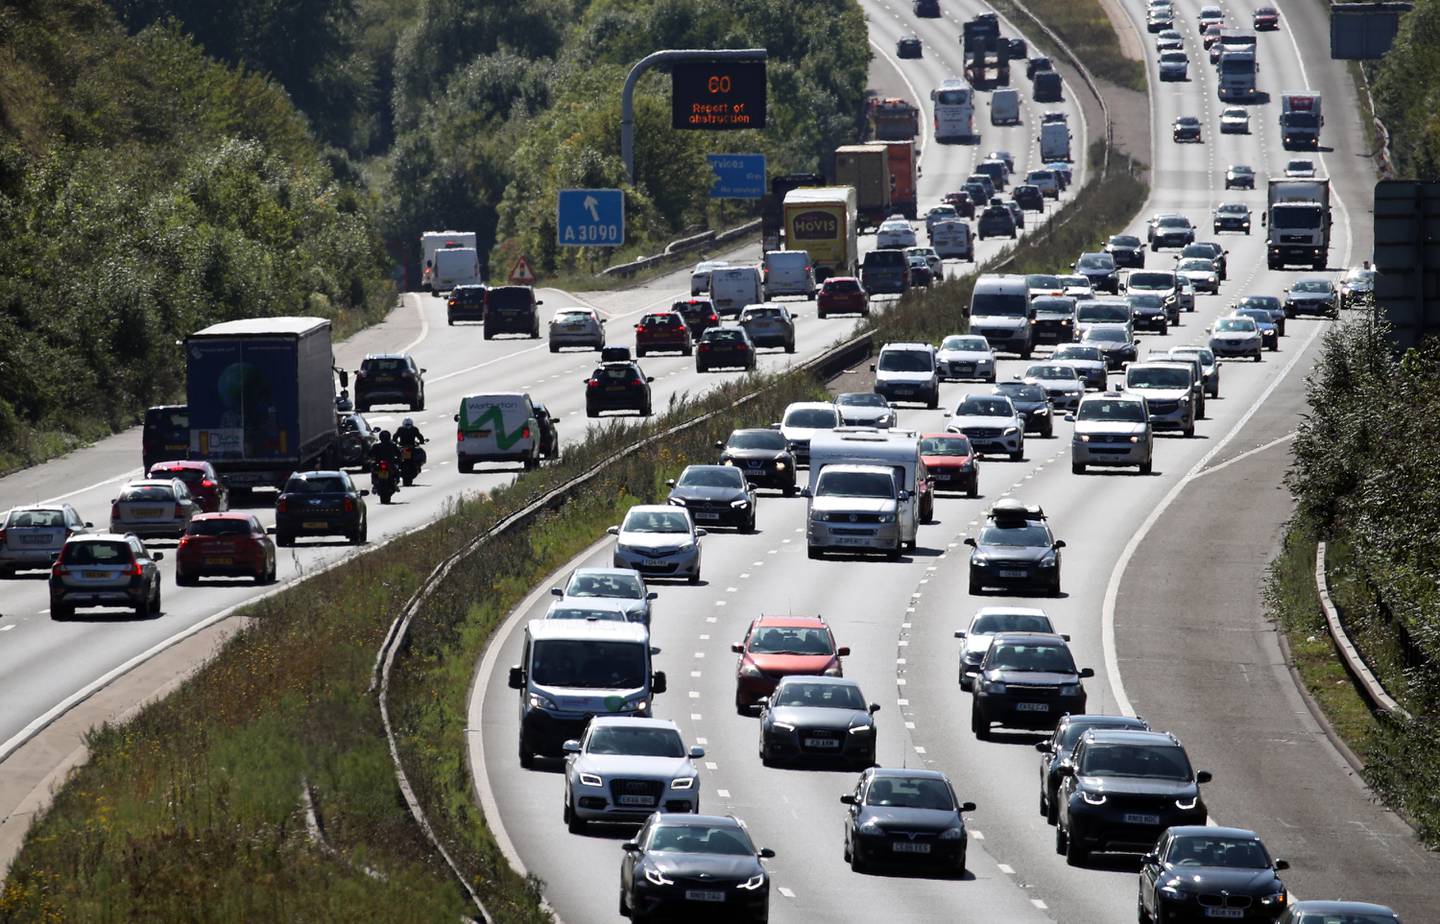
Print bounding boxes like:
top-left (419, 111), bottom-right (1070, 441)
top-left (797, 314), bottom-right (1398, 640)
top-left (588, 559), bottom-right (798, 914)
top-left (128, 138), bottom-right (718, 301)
top-left (370, 429), bottom-right (402, 474)
top-left (394, 417), bottom-right (426, 449)
top-left (335, 388), bottom-right (353, 412)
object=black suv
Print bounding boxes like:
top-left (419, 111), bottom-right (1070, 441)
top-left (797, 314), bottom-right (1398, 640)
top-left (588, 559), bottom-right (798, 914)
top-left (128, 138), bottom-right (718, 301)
top-left (965, 500), bottom-right (1065, 595)
top-left (1055, 729), bottom-right (1212, 865)
top-left (970, 632), bottom-right (1093, 739)
top-left (978, 203), bottom-right (1018, 239)
top-left (584, 361), bottom-right (653, 417)
top-left (696, 327), bottom-right (757, 372)
top-left (1074, 252), bottom-right (1120, 292)
top-left (142, 405), bottom-right (189, 471)
top-left (716, 428), bottom-right (798, 494)
top-left (666, 464), bottom-right (758, 531)
top-left (355, 353), bottom-right (426, 412)
top-left (274, 470), bottom-right (369, 546)
top-left (993, 382), bottom-right (1053, 436)
top-left (447, 284), bottom-right (487, 324)
top-left (1103, 234), bottom-right (1146, 269)
top-left (1036, 713), bottom-right (1150, 823)
top-left (483, 285), bottom-right (542, 339)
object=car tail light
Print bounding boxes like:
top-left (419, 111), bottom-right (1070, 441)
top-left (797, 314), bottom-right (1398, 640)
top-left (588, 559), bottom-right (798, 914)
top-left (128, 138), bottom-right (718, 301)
top-left (343, 497), bottom-right (355, 513)
top-left (630, 378), bottom-right (643, 386)
top-left (457, 429), bottom-right (464, 441)
top-left (129, 558), bottom-right (144, 578)
top-left (52, 560), bottom-right (69, 578)
top-left (277, 497), bottom-right (289, 513)
top-left (708, 314), bottom-right (718, 323)
top-left (200, 479), bottom-right (216, 489)
top-left (700, 342), bottom-right (711, 351)
top-left (0, 528), bottom-right (6, 546)
top-left (448, 299), bottom-right (457, 307)
top-left (635, 324), bottom-right (645, 333)
top-left (111, 502), bottom-right (120, 521)
top-left (174, 504), bottom-right (185, 517)
top-left (587, 378), bottom-right (600, 389)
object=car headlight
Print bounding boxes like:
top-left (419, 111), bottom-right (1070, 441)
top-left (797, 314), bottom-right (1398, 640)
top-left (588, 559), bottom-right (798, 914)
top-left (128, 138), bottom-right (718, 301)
top-left (1039, 554), bottom-right (1057, 568)
top-left (858, 819), bottom-right (883, 834)
top-left (1036, 406), bottom-right (1050, 416)
top-left (1129, 435), bottom-right (1140, 444)
top-left (644, 868), bottom-right (674, 887)
top-left (619, 697), bottom-right (648, 713)
top-left (740, 662), bottom-right (762, 678)
top-left (1003, 427), bottom-right (1019, 436)
top-left (668, 497), bottom-right (687, 507)
top-left (1259, 891), bottom-right (1288, 907)
top-left (1058, 683), bottom-right (1082, 696)
top-left (811, 511), bottom-right (829, 523)
top-left (877, 513), bottom-right (896, 524)
top-left (1175, 795), bottom-right (1198, 810)
top-left (982, 680), bottom-right (1006, 694)
top-left (1081, 789), bottom-right (1108, 805)
top-left (738, 873), bottom-right (767, 891)
top-left (670, 776), bottom-right (696, 790)
top-left (722, 459), bottom-right (735, 466)
top-left (578, 771), bottom-right (603, 787)
top-left (1159, 883), bottom-right (1188, 899)
top-left (770, 720), bottom-right (795, 732)
top-left (848, 724), bottom-right (873, 735)
top-left (731, 499), bottom-right (750, 508)
top-left (774, 461), bottom-right (787, 471)
top-left (528, 692), bottom-right (558, 711)
top-left (939, 826), bottom-right (966, 840)
top-left (1076, 434), bottom-right (1091, 443)
top-left (824, 663), bottom-right (844, 677)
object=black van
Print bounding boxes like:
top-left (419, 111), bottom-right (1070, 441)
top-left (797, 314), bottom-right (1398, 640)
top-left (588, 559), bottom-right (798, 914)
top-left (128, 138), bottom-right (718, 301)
top-left (483, 286), bottom-right (542, 340)
top-left (142, 405), bottom-right (189, 471)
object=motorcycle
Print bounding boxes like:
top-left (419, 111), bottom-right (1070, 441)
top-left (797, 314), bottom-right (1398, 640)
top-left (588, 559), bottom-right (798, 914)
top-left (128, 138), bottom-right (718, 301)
top-left (371, 459), bottom-right (398, 504)
top-left (399, 443), bottom-right (427, 486)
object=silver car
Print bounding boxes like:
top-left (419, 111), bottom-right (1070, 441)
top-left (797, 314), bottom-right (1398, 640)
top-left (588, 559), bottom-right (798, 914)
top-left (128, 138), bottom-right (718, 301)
top-left (1209, 315), bottom-right (1264, 361)
top-left (1068, 392), bottom-right (1154, 474)
top-left (562, 717), bottom-right (703, 831)
top-left (0, 504), bottom-right (92, 577)
top-left (1022, 364), bottom-right (1085, 410)
top-left (109, 478), bottom-right (200, 540)
top-left (549, 308), bottom-right (606, 351)
top-left (954, 607), bottom-right (1057, 689)
top-left (937, 334), bottom-right (997, 382)
top-left (835, 392), bottom-right (897, 428)
top-left (49, 533), bottom-right (164, 619)
top-left (551, 567), bottom-right (656, 626)
top-left (610, 505), bottom-right (704, 583)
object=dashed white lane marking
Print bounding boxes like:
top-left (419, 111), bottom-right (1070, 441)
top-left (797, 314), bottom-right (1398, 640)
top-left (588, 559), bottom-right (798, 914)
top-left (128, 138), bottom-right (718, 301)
top-left (1032, 900), bottom-right (1049, 910)
top-left (691, 671), bottom-right (702, 678)
top-left (0, 624), bottom-right (15, 631)
top-left (705, 761), bottom-right (718, 770)
top-left (699, 634), bottom-right (710, 640)
top-left (717, 789), bottom-right (731, 798)
top-left (689, 691), bottom-right (701, 699)
top-left (739, 572), bottom-right (750, 579)
top-left (897, 698), bottom-right (909, 706)
top-left (695, 737), bottom-right (707, 745)
top-left (725, 586), bottom-right (737, 592)
top-left (778, 887), bottom-right (797, 899)
top-left (691, 713), bottom-right (703, 720)
top-left (998, 863), bottom-right (1015, 875)
top-left (914, 745), bottom-right (926, 754)
top-left (972, 830), bottom-right (985, 840)
top-left (705, 616), bottom-right (717, 624)
top-left (714, 600), bottom-right (727, 607)
top-left (906, 721), bottom-right (917, 729)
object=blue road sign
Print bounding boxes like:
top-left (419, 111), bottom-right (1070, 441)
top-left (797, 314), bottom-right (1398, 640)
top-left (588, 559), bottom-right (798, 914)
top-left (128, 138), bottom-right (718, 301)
top-left (557, 189), bottom-right (625, 247)
top-left (707, 153), bottom-right (766, 199)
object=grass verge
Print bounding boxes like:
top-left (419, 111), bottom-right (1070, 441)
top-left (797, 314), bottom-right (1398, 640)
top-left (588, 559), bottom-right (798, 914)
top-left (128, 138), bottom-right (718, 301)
top-left (991, 0), bottom-right (1147, 92)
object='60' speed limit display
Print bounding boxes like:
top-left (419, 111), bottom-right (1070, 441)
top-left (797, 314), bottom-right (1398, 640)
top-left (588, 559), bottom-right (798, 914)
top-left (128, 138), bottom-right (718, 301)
top-left (671, 60), bottom-right (767, 131)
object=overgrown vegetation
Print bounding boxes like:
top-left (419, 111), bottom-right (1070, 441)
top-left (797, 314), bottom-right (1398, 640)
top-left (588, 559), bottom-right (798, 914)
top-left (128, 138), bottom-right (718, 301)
top-left (1368, 0), bottom-right (1440, 179)
top-left (991, 0), bottom-right (1147, 92)
top-left (1282, 319), bottom-right (1440, 844)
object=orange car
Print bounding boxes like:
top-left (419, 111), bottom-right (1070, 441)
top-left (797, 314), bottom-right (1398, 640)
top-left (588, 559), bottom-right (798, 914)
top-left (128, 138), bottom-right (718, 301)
top-left (731, 615), bottom-right (848, 712)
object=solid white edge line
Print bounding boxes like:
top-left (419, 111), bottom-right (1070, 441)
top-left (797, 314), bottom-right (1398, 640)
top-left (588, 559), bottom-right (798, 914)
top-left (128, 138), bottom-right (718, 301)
top-left (1191, 430), bottom-right (1296, 481)
top-left (397, 291), bottom-right (431, 354)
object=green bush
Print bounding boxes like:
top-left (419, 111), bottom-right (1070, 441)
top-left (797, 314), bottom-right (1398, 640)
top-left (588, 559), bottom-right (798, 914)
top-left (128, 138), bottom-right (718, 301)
top-left (1370, 0), bottom-right (1440, 179)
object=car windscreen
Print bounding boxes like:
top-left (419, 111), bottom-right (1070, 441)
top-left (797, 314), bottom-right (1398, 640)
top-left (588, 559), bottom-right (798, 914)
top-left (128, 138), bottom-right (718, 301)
top-left (7, 509), bottom-right (66, 528)
top-left (648, 824), bottom-right (754, 855)
top-left (1027, 366), bottom-right (1075, 381)
top-left (586, 725), bottom-right (684, 758)
top-left (678, 467), bottom-right (745, 488)
top-left (1033, 298), bottom-right (1074, 315)
top-left (1077, 399), bottom-right (1147, 422)
top-left (878, 351), bottom-right (933, 372)
top-left (956, 397), bottom-right (1012, 416)
top-left (554, 311), bottom-right (593, 323)
top-left (531, 639), bottom-right (647, 689)
top-left (1166, 836), bottom-right (1272, 868)
top-left (1109, 235), bottom-right (1141, 247)
top-left (727, 430), bottom-right (786, 451)
top-left (996, 384), bottom-right (1047, 402)
top-left (1177, 259), bottom-right (1213, 272)
top-left (784, 408), bottom-right (840, 429)
top-left (749, 626), bottom-right (835, 655)
top-left (1079, 744), bottom-right (1193, 780)
top-left (187, 518), bottom-right (252, 537)
top-left (566, 572), bottom-right (644, 599)
top-left (1128, 273), bottom-right (1175, 289)
top-left (838, 393), bottom-right (888, 407)
top-left (621, 510), bottom-right (691, 534)
top-left (361, 358), bottom-right (406, 372)
top-left (865, 777), bottom-right (955, 810)
top-left (61, 540), bottom-right (133, 565)
top-left (547, 606), bottom-right (626, 622)
top-left (284, 477), bottom-right (348, 494)
top-left (972, 613), bottom-right (1052, 635)
top-left (978, 524), bottom-right (1051, 546)
top-left (985, 641), bottom-right (1075, 672)
top-left (971, 293), bottom-right (1028, 317)
top-left (1215, 318), bottom-right (1254, 332)
top-left (1128, 295), bottom-right (1165, 310)
top-left (1077, 254), bottom-right (1113, 269)
top-left (1053, 346), bottom-right (1102, 362)
top-left (154, 467), bottom-right (206, 487)
top-left (815, 470), bottom-right (895, 498)
top-left (772, 682), bottom-right (865, 709)
top-left (1128, 367), bottom-right (1190, 388)
top-left (919, 436), bottom-right (972, 456)
top-left (119, 485), bottom-right (176, 502)
top-left (1293, 279), bottom-right (1332, 292)
top-left (941, 336), bottom-right (989, 352)
top-left (1084, 327), bottom-right (1128, 343)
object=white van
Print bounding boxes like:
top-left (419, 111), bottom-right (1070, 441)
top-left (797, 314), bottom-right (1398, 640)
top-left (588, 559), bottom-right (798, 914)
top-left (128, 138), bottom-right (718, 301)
top-left (455, 391), bottom-right (541, 472)
top-left (421, 230), bottom-right (477, 294)
top-left (930, 219), bottom-right (974, 261)
top-left (763, 250), bottom-right (817, 300)
top-left (709, 265), bottom-right (764, 317)
top-left (508, 619), bottom-right (666, 766)
top-left (1040, 119), bottom-right (1072, 162)
top-left (805, 428), bottom-right (927, 553)
top-left (432, 247), bottom-right (481, 295)
top-left (691, 260), bottom-right (729, 296)
top-left (990, 88), bottom-right (1022, 126)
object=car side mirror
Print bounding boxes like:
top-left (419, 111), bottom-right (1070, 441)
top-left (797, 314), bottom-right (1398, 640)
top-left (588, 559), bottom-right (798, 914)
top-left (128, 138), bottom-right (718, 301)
top-left (897, 490), bottom-right (910, 501)
top-left (551, 587), bottom-right (564, 597)
top-left (665, 479), bottom-right (676, 487)
top-left (360, 489), bottom-right (371, 497)
top-left (84, 521), bottom-right (94, 528)
top-left (646, 592), bottom-right (658, 600)
top-left (695, 529), bottom-right (707, 537)
top-left (837, 646), bottom-right (851, 657)
top-left (453, 413), bottom-right (460, 422)
top-left (1057, 765), bottom-right (1075, 777)
top-left (840, 794), bottom-right (857, 805)
top-left (959, 801), bottom-right (977, 813)
top-left (152, 552), bottom-right (164, 561)
top-left (1064, 413), bottom-right (1075, 422)
top-left (622, 841), bottom-right (641, 853)
top-left (1196, 770), bottom-right (1213, 784)
top-left (507, 666), bottom-right (525, 690)
top-left (963, 537), bottom-right (977, 547)
top-left (562, 739), bottom-right (581, 754)
top-left (1035, 741), bottom-right (1051, 753)
top-left (942, 411), bottom-right (951, 417)
top-left (1079, 667), bottom-right (1095, 678)
top-left (651, 671), bottom-right (667, 694)
top-left (757, 847), bottom-right (777, 859)
top-left (607, 526), bottom-right (620, 535)
top-left (869, 703), bottom-right (881, 714)
top-left (266, 526), bottom-right (277, 534)
top-left (869, 363), bottom-right (876, 371)
top-left (714, 440), bottom-right (724, 449)
top-left (646, 376), bottom-right (655, 383)
top-left (1142, 851), bottom-right (1159, 865)
top-left (800, 487), bottom-right (811, 497)
top-left (1261, 213), bottom-right (1267, 226)
top-left (1061, 633), bottom-right (1072, 641)
top-left (1054, 540), bottom-right (1066, 549)
top-left (730, 643), bottom-right (744, 653)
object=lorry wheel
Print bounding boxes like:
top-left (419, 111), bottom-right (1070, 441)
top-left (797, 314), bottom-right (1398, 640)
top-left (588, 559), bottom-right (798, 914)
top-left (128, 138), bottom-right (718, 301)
top-left (483, 328), bottom-right (494, 340)
top-left (523, 454), bottom-right (539, 471)
top-left (817, 309), bottom-right (827, 319)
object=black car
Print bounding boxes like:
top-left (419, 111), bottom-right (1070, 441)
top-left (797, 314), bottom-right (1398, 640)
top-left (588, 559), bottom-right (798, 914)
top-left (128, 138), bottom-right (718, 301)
top-left (585, 361), bottom-right (653, 417)
top-left (1235, 295), bottom-right (1287, 336)
top-left (1036, 713), bottom-right (1150, 823)
top-left (336, 411), bottom-right (377, 469)
top-left (716, 428), bottom-right (797, 494)
top-left (1012, 184), bottom-right (1045, 212)
top-left (620, 814), bottom-right (773, 924)
top-left (696, 327), bottom-right (757, 372)
top-left (842, 768), bottom-right (975, 875)
top-left (1127, 293), bottom-right (1170, 333)
top-left (354, 353), bottom-right (427, 412)
top-left (1055, 729), bottom-right (1211, 865)
top-left (142, 404), bottom-right (189, 471)
top-left (1074, 252), bottom-right (1120, 293)
top-left (1225, 164), bottom-right (1256, 189)
top-left (970, 632), bottom-right (1092, 739)
top-left (483, 284), bottom-right (542, 339)
top-left (1283, 278), bottom-right (1338, 318)
top-left (1213, 202), bottom-right (1252, 234)
top-left (1026, 55), bottom-right (1053, 80)
top-left (1173, 116), bottom-right (1202, 142)
top-left (1139, 826), bottom-right (1291, 923)
top-left (446, 283), bottom-right (487, 324)
top-left (914, 0), bottom-right (940, 15)
top-left (977, 204), bottom-right (1018, 240)
top-left (993, 382), bottom-right (1054, 436)
top-left (1083, 325), bottom-right (1139, 369)
top-left (897, 35), bottom-right (923, 58)
top-left (667, 464), bottom-right (757, 531)
top-left (1031, 295), bottom-right (1077, 344)
top-left (274, 470), bottom-right (368, 546)
top-left (965, 500), bottom-right (1064, 595)
top-left (672, 297), bottom-right (720, 336)
top-left (1104, 234), bottom-right (1146, 269)
top-left (532, 402), bottom-right (561, 460)
top-left (759, 676), bottom-right (877, 768)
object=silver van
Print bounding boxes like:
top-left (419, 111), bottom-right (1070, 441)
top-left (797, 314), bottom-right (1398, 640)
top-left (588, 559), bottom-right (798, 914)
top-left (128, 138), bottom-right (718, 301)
top-left (763, 250), bottom-right (817, 300)
top-left (990, 88), bottom-right (1022, 126)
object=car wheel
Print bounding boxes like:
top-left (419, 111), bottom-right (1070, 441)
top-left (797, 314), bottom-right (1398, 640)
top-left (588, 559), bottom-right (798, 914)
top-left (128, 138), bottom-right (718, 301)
top-left (886, 545), bottom-right (902, 561)
top-left (969, 577), bottom-right (982, 595)
top-left (1046, 791), bottom-right (1059, 824)
top-left (50, 601), bottom-right (73, 621)
top-left (566, 795), bottom-right (586, 834)
top-left (955, 846), bottom-right (967, 877)
top-left (176, 571), bottom-right (196, 587)
top-left (967, 482), bottom-right (978, 499)
top-left (743, 513), bottom-right (757, 534)
top-left (1009, 446), bottom-right (1023, 462)
top-left (817, 309), bottom-right (827, 319)
top-left (549, 343), bottom-right (558, 353)
top-left (807, 547), bottom-right (821, 560)
top-left (1254, 351), bottom-right (1263, 362)
top-left (518, 735), bottom-right (534, 770)
top-left (1140, 458), bottom-right (1153, 475)
top-left (458, 460), bottom-right (475, 474)
top-left (276, 532), bottom-right (294, 547)
top-left (1042, 423), bottom-right (1053, 439)
top-left (971, 705), bottom-right (989, 740)
top-left (1055, 823), bottom-right (1069, 856)
top-left (849, 844), bottom-right (868, 873)
top-left (688, 572), bottom-right (700, 585)
top-left (1139, 898), bottom-right (1154, 924)
top-left (1065, 829), bottom-right (1088, 866)
top-left (1072, 461), bottom-right (1085, 475)
top-left (785, 341), bottom-right (795, 354)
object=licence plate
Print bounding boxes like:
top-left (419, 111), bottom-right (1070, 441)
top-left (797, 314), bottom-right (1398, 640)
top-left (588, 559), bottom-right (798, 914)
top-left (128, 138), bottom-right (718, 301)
top-left (833, 537), bottom-right (868, 546)
top-left (932, 473), bottom-right (951, 481)
top-left (607, 386), bottom-right (626, 392)
top-left (206, 556), bottom-right (234, 566)
top-left (1204, 909), bottom-right (1244, 919)
top-left (747, 461), bottom-right (762, 468)
top-left (303, 520), bottom-right (328, 529)
top-left (694, 512), bottom-right (720, 520)
top-left (21, 534), bottom-right (50, 544)
top-left (892, 842), bottom-right (931, 854)
top-left (804, 738), bottom-right (841, 749)
top-left (685, 890), bottom-right (726, 903)
top-left (1016, 702), bottom-right (1050, 712)
top-left (956, 364), bottom-right (974, 373)
top-left (999, 570), bottom-right (1028, 578)
top-left (1123, 813), bottom-right (1161, 826)
top-left (641, 559), bottom-right (668, 568)
top-left (83, 571), bottom-right (109, 579)
top-left (617, 794), bottom-right (655, 806)
top-left (132, 508), bottom-right (163, 518)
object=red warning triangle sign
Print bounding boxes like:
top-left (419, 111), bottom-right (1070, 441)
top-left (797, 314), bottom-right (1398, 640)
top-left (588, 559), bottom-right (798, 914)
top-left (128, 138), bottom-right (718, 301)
top-left (508, 255), bottom-right (536, 285)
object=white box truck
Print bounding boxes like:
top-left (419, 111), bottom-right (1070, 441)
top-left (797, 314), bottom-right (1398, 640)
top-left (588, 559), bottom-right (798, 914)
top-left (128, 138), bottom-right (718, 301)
top-left (420, 230), bottom-right (477, 295)
top-left (1265, 178), bottom-right (1331, 270)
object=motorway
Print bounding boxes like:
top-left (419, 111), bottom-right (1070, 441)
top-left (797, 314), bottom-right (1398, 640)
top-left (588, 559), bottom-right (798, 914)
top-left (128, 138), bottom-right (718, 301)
top-left (0, 0), bottom-right (1087, 872)
top-left (469, 2), bottom-right (1440, 924)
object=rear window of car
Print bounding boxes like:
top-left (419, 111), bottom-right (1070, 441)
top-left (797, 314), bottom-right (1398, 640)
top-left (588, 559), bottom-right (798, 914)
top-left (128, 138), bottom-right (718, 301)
top-left (284, 476), bottom-right (348, 494)
top-left (863, 251), bottom-right (907, 268)
top-left (145, 409), bottom-right (189, 432)
top-left (824, 279), bottom-right (861, 293)
top-left (487, 287), bottom-right (534, 310)
top-left (120, 485), bottom-right (176, 502)
top-left (705, 329), bottom-right (745, 342)
top-left (6, 509), bottom-right (66, 528)
top-left (362, 357), bottom-right (407, 373)
top-left (642, 314), bottom-right (682, 328)
top-left (188, 518), bottom-right (253, 537)
top-left (601, 366), bottom-right (637, 380)
top-left (61, 540), bottom-right (133, 565)
top-left (153, 467), bottom-right (205, 487)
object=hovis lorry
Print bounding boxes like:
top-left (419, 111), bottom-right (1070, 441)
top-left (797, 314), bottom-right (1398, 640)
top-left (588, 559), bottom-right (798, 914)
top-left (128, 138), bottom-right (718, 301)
top-left (420, 230), bottom-right (477, 294)
top-left (783, 187), bottom-right (859, 281)
top-left (187, 317), bottom-right (341, 491)
top-left (834, 144), bottom-right (893, 229)
top-left (1265, 179), bottom-right (1331, 270)
top-left (1280, 92), bottom-right (1323, 149)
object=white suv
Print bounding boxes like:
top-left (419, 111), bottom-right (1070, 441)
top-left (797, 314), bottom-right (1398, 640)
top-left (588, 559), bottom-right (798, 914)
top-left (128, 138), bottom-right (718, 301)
top-left (1069, 392), bottom-right (1154, 474)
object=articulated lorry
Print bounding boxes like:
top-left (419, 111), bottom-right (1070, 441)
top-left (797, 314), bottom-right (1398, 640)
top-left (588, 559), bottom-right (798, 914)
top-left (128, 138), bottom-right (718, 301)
top-left (884, 141), bottom-right (920, 220)
top-left (870, 98), bottom-right (921, 141)
top-left (962, 13), bottom-right (1011, 90)
top-left (186, 317), bottom-right (342, 491)
top-left (835, 144), bottom-right (893, 229)
top-left (783, 187), bottom-right (859, 281)
top-left (1265, 179), bottom-right (1332, 270)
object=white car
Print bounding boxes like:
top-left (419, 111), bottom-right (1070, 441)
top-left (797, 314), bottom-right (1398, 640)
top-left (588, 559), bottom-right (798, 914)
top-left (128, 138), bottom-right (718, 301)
top-left (954, 607), bottom-right (1057, 689)
top-left (937, 334), bottom-right (997, 382)
top-left (1219, 108), bottom-right (1250, 134)
top-left (1209, 315), bottom-right (1264, 361)
top-left (777, 401), bottom-right (842, 465)
top-left (1057, 274), bottom-right (1094, 299)
top-left (876, 217), bottom-right (918, 248)
top-left (835, 391), bottom-right (897, 428)
top-left (548, 307), bottom-right (606, 351)
top-left (562, 717), bottom-right (703, 831)
top-left (1175, 257), bottom-right (1221, 294)
top-left (1284, 158), bottom-right (1317, 178)
top-left (944, 393), bottom-right (1025, 460)
top-left (550, 567), bottom-right (656, 625)
top-left (609, 505), bottom-right (705, 583)
top-left (1158, 50), bottom-right (1189, 81)
top-left (1022, 363), bottom-right (1085, 410)
top-left (925, 205), bottom-right (961, 236)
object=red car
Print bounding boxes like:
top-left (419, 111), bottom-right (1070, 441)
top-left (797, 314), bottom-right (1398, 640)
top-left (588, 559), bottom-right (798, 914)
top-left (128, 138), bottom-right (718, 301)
top-left (175, 512), bottom-right (277, 585)
top-left (731, 615), bottom-right (849, 712)
top-left (920, 432), bottom-right (979, 498)
top-left (1253, 5), bottom-right (1279, 29)
top-left (670, 297), bottom-right (720, 336)
top-left (943, 190), bottom-right (976, 218)
top-left (817, 277), bottom-right (869, 319)
top-left (147, 460), bottom-right (230, 513)
top-left (635, 312), bottom-right (693, 357)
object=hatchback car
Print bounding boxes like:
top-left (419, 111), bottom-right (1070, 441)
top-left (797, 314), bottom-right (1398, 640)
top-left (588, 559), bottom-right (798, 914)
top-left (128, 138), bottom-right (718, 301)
top-left (585, 361), bottom-right (654, 416)
top-left (619, 814), bottom-right (773, 923)
top-left (937, 334), bottom-right (997, 382)
top-left (716, 428), bottom-right (797, 494)
top-left (1012, 184), bottom-right (1045, 213)
top-left (110, 478), bottom-right (200, 540)
top-left (551, 567), bottom-right (656, 626)
top-left (1173, 116), bottom-right (1202, 142)
top-left (1051, 344), bottom-right (1110, 391)
top-left (274, 470), bottom-right (368, 546)
top-left (1023, 363), bottom-right (1085, 411)
top-left (1081, 324), bottom-right (1139, 369)
top-left (919, 432), bottom-right (979, 498)
top-left (945, 394), bottom-right (1025, 460)
top-left (1155, 29), bottom-right (1183, 51)
top-left (816, 276), bottom-right (869, 318)
top-left (896, 34), bottom-right (923, 58)
top-left (1069, 391), bottom-right (1154, 474)
top-left (759, 676), bottom-right (878, 768)
top-left (1104, 234), bottom-right (1146, 269)
top-left (1213, 202), bottom-right (1252, 234)
top-left (1220, 107), bottom-right (1250, 133)
top-left (695, 327), bottom-right (757, 372)
top-left (1036, 714), bottom-right (1151, 823)
top-left (943, 190), bottom-right (976, 218)
top-left (835, 392), bottom-right (896, 429)
top-left (446, 283), bottom-right (487, 325)
top-left (1073, 252), bottom-right (1120, 293)
top-left (732, 614), bottom-right (847, 711)
top-left (671, 297), bottom-right (720, 337)
top-left (971, 632), bottom-right (1092, 738)
top-left (175, 512), bottom-right (277, 585)
top-left (842, 769), bottom-right (975, 874)
top-left (954, 606), bottom-right (1056, 689)
top-left (1209, 316), bottom-right (1264, 360)
top-left (562, 717), bottom-right (703, 831)
top-left (1138, 826), bottom-right (1290, 922)
top-left (667, 464), bottom-right (757, 532)
top-left (1225, 163), bottom-right (1256, 189)
top-left (739, 304), bottom-right (797, 353)
top-left (965, 500), bottom-right (1064, 595)
top-left (354, 353), bottom-right (426, 412)
top-left (610, 505), bottom-right (704, 583)
top-left (49, 533), bottom-right (164, 620)
top-left (548, 307), bottom-right (606, 351)
top-left (1284, 277), bottom-right (1339, 317)
top-left (1254, 5), bottom-right (1280, 28)
top-left (977, 203), bottom-right (1018, 239)
top-left (0, 505), bottom-right (92, 577)
top-left (147, 460), bottom-right (229, 513)
top-left (635, 312), bottom-right (693, 357)
top-left (876, 217), bottom-right (918, 248)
